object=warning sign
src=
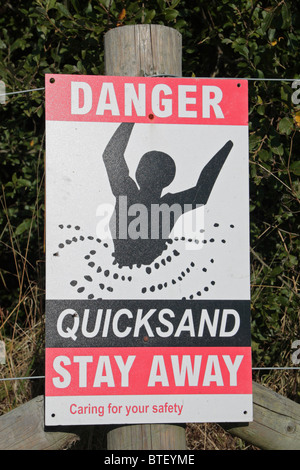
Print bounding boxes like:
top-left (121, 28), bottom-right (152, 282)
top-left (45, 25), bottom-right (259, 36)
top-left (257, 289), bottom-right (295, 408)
top-left (45, 74), bottom-right (252, 426)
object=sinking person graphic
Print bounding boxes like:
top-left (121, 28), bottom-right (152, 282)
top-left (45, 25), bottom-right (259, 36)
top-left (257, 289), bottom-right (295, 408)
top-left (102, 122), bottom-right (233, 268)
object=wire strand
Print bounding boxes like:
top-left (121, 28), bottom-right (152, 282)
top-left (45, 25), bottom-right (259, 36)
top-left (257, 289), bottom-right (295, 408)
top-left (0, 367), bottom-right (299, 382)
top-left (0, 77), bottom-right (299, 98)
top-left (0, 75), bottom-right (299, 382)
top-left (0, 87), bottom-right (45, 97)
top-left (0, 376), bottom-right (45, 381)
top-left (148, 75), bottom-right (300, 82)
top-left (252, 367), bottom-right (300, 370)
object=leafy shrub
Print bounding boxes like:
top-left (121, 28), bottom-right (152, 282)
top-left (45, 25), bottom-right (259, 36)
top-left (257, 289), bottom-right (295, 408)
top-left (0, 0), bottom-right (299, 398)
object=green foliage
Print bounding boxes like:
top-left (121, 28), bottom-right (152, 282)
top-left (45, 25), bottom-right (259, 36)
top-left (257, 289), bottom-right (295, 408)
top-left (0, 1), bottom-right (299, 390)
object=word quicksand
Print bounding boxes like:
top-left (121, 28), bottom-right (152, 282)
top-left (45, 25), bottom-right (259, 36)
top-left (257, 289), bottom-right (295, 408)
top-left (57, 307), bottom-right (240, 341)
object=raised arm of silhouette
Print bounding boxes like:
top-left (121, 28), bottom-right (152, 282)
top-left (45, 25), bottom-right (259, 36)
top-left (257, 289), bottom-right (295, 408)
top-left (102, 122), bottom-right (137, 197)
top-left (102, 122), bottom-right (233, 267)
top-left (162, 140), bottom-right (234, 210)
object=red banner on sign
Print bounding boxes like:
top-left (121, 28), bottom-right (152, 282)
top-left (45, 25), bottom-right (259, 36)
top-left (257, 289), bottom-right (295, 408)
top-left (45, 74), bottom-right (248, 126)
top-left (46, 346), bottom-right (252, 397)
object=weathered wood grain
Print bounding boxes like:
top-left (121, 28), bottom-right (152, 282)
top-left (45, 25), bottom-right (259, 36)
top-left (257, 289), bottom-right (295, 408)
top-left (104, 24), bottom-right (186, 451)
top-left (0, 382), bottom-right (299, 449)
top-left (0, 395), bottom-right (80, 450)
top-left (104, 24), bottom-right (182, 77)
top-left (107, 423), bottom-right (187, 450)
top-left (223, 381), bottom-right (300, 450)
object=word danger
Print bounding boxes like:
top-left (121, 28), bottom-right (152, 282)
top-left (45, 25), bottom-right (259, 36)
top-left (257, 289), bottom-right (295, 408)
top-left (51, 353), bottom-right (244, 389)
top-left (71, 81), bottom-right (225, 119)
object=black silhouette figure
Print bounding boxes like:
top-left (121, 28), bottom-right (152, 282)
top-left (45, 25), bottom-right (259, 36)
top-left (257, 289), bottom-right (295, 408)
top-left (103, 122), bottom-right (233, 267)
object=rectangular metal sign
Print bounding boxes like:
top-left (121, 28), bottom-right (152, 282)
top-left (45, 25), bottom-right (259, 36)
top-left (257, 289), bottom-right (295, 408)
top-left (45, 74), bottom-right (252, 426)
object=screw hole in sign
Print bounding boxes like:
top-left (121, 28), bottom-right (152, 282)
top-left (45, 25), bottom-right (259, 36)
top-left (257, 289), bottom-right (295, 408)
top-left (50, 78), bottom-right (55, 84)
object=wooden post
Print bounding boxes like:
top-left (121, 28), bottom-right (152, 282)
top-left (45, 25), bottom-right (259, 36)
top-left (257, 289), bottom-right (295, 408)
top-left (104, 24), bottom-right (186, 451)
top-left (1, 382), bottom-right (300, 450)
top-left (104, 24), bottom-right (182, 77)
top-left (224, 381), bottom-right (300, 450)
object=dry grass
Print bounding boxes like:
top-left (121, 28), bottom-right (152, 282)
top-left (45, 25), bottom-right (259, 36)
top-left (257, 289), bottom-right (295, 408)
top-left (0, 194), bottom-right (295, 451)
top-left (186, 422), bottom-right (258, 450)
top-left (0, 306), bottom-right (259, 450)
top-left (0, 308), bottom-right (44, 414)
top-left (0, 259), bottom-right (297, 451)
top-left (0, 270), bottom-right (295, 450)
top-left (0, 317), bottom-right (260, 450)
top-left (0, 203), bottom-right (256, 450)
